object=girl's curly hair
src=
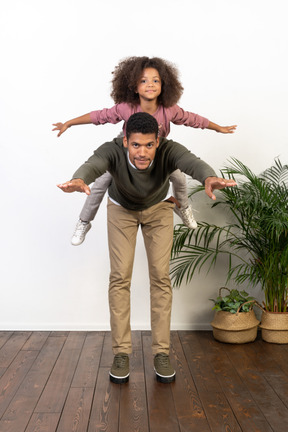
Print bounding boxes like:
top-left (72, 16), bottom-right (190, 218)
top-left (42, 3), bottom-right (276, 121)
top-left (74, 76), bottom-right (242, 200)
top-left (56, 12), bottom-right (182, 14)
top-left (110, 56), bottom-right (184, 108)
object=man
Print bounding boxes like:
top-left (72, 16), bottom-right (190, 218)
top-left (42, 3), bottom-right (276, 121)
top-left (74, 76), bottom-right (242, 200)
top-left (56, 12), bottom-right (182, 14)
top-left (58, 112), bottom-right (236, 384)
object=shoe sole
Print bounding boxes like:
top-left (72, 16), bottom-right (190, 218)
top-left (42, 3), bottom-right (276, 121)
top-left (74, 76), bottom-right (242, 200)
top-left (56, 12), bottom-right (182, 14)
top-left (155, 370), bottom-right (176, 383)
top-left (155, 373), bottom-right (176, 383)
top-left (109, 372), bottom-right (129, 384)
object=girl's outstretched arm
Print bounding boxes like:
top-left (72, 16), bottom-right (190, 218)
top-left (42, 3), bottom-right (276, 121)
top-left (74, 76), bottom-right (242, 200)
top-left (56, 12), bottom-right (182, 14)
top-left (207, 121), bottom-right (237, 134)
top-left (52, 113), bottom-right (92, 137)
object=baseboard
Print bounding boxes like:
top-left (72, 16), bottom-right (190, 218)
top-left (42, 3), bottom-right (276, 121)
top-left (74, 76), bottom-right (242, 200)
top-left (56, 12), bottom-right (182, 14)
top-left (0, 322), bottom-right (212, 331)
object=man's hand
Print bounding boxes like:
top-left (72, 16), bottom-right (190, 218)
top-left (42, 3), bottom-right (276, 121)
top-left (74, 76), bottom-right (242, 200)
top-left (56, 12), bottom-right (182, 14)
top-left (57, 178), bottom-right (91, 195)
top-left (52, 122), bottom-right (69, 137)
top-left (205, 176), bottom-right (236, 200)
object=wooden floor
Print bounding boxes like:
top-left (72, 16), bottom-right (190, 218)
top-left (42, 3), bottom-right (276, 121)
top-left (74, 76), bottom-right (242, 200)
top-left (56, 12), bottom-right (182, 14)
top-left (0, 331), bottom-right (287, 432)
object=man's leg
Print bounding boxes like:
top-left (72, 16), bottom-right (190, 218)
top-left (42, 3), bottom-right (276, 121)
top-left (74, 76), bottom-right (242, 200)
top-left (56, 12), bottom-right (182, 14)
top-left (141, 201), bottom-right (176, 383)
top-left (141, 201), bottom-right (174, 355)
top-left (107, 199), bottom-right (139, 355)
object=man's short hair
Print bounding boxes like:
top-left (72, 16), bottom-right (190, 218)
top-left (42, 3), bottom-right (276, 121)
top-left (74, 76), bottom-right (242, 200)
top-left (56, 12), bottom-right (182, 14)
top-left (126, 112), bottom-right (159, 139)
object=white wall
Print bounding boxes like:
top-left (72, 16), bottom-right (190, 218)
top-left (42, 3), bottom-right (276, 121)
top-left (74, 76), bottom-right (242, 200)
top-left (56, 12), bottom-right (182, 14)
top-left (1, 0), bottom-right (287, 330)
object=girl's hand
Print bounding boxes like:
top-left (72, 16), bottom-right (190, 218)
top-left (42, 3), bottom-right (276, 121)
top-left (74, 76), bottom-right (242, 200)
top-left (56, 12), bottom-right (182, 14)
top-left (57, 179), bottom-right (91, 195)
top-left (217, 125), bottom-right (237, 134)
top-left (207, 121), bottom-right (237, 134)
top-left (52, 122), bottom-right (69, 137)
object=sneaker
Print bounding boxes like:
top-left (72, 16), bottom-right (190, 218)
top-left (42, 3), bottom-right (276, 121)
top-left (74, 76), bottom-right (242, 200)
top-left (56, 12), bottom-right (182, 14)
top-left (109, 353), bottom-right (129, 384)
top-left (154, 353), bottom-right (176, 383)
top-left (174, 204), bottom-right (197, 229)
top-left (71, 220), bottom-right (91, 246)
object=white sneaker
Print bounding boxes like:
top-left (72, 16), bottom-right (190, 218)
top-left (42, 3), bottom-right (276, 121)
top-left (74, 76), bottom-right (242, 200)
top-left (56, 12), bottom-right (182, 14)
top-left (174, 204), bottom-right (197, 229)
top-left (71, 220), bottom-right (92, 246)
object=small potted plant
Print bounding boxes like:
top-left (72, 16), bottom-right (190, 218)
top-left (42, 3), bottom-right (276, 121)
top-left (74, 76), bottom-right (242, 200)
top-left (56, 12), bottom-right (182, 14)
top-left (210, 288), bottom-right (259, 343)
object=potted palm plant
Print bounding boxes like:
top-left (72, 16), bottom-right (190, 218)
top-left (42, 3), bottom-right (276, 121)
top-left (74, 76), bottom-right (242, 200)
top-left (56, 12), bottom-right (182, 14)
top-left (171, 158), bottom-right (288, 343)
top-left (210, 287), bottom-right (259, 343)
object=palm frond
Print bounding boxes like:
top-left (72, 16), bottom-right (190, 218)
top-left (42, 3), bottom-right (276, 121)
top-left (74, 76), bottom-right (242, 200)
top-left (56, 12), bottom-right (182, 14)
top-left (170, 158), bottom-right (288, 312)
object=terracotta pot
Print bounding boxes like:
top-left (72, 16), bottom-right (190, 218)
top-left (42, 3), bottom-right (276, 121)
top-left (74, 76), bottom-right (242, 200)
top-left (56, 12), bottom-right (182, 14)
top-left (260, 312), bottom-right (288, 344)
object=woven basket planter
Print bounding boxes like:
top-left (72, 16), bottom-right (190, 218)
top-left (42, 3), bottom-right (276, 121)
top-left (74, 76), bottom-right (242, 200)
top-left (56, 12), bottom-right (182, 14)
top-left (211, 309), bottom-right (260, 344)
top-left (260, 312), bottom-right (288, 344)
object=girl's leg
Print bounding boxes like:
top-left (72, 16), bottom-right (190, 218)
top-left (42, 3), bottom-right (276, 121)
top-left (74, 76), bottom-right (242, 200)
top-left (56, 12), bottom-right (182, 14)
top-left (80, 171), bottom-right (112, 222)
top-left (71, 172), bottom-right (112, 246)
top-left (169, 169), bottom-right (197, 229)
top-left (169, 169), bottom-right (188, 209)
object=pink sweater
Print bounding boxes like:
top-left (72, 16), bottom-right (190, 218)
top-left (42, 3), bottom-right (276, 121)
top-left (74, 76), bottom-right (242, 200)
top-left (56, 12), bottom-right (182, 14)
top-left (90, 103), bottom-right (209, 137)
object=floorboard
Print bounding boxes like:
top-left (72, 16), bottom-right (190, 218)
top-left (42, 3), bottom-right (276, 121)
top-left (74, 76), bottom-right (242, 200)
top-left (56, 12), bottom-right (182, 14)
top-left (0, 330), bottom-right (286, 431)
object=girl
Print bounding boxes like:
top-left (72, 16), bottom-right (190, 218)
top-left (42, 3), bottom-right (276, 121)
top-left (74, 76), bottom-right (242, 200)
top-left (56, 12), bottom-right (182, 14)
top-left (53, 56), bottom-right (236, 245)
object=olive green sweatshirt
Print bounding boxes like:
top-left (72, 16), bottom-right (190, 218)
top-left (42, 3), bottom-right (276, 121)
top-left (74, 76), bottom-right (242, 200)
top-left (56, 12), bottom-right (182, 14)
top-left (72, 137), bottom-right (216, 211)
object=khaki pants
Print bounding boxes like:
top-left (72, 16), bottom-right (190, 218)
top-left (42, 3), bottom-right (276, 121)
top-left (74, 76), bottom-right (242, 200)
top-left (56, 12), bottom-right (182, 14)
top-left (107, 198), bottom-right (174, 355)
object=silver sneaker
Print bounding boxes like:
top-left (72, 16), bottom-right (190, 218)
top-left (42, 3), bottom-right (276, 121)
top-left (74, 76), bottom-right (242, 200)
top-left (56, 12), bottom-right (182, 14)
top-left (71, 220), bottom-right (91, 246)
top-left (174, 204), bottom-right (197, 229)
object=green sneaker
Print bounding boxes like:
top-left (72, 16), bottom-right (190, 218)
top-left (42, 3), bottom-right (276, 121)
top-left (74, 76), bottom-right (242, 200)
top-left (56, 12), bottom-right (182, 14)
top-left (109, 353), bottom-right (129, 384)
top-left (154, 353), bottom-right (176, 383)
